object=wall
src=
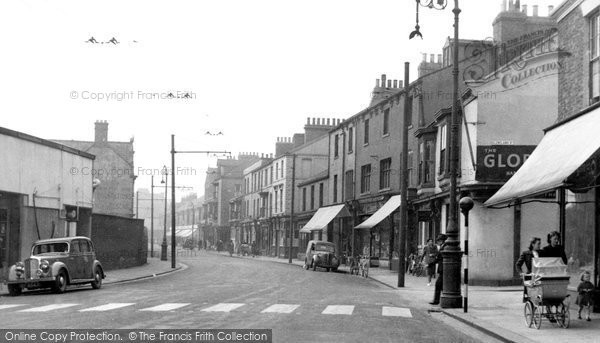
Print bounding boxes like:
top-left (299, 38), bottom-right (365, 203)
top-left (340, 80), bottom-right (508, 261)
top-left (0, 133), bottom-right (94, 210)
top-left (91, 214), bottom-right (147, 270)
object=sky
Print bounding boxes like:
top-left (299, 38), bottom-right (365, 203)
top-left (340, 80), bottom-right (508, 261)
top-left (0, 0), bottom-right (561, 201)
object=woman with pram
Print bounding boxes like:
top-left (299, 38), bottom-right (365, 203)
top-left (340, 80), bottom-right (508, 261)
top-left (516, 237), bottom-right (541, 302)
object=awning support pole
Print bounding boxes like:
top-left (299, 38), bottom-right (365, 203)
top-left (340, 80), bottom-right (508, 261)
top-left (559, 187), bottom-right (566, 243)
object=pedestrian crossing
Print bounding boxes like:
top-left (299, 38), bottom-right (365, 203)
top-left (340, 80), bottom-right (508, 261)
top-left (0, 302), bottom-right (413, 318)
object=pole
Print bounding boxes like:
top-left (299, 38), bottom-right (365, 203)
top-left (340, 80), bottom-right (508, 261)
top-left (171, 134), bottom-right (176, 268)
top-left (151, 175), bottom-right (154, 258)
top-left (459, 196), bottom-right (474, 313)
top-left (161, 167), bottom-right (168, 261)
top-left (441, 0), bottom-right (463, 309)
top-left (289, 154), bottom-right (296, 264)
top-left (192, 203), bottom-right (196, 248)
top-left (398, 62), bottom-right (410, 287)
top-left (136, 190), bottom-right (139, 219)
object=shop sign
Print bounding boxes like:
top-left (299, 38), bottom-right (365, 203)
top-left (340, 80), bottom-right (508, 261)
top-left (476, 145), bottom-right (536, 182)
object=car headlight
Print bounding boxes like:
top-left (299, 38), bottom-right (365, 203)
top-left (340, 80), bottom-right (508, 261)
top-left (15, 262), bottom-right (25, 277)
top-left (39, 260), bottom-right (50, 275)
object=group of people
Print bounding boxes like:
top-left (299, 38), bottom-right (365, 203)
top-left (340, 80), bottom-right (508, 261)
top-left (516, 231), bottom-right (595, 321)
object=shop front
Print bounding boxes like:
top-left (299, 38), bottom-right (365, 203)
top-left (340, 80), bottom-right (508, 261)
top-left (486, 104), bottom-right (600, 302)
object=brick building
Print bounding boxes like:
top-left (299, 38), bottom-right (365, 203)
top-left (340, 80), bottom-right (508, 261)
top-left (55, 120), bottom-right (136, 217)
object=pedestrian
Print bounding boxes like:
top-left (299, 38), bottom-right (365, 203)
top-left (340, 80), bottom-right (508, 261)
top-left (576, 271), bottom-right (595, 321)
top-left (516, 237), bottom-right (541, 302)
top-left (539, 231), bottom-right (567, 264)
top-left (429, 234), bottom-right (447, 305)
top-left (423, 238), bottom-right (439, 286)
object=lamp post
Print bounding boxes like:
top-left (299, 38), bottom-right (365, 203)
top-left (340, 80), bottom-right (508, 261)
top-left (459, 196), bottom-right (474, 313)
top-left (151, 175), bottom-right (154, 258)
top-left (161, 165), bottom-right (168, 261)
top-left (409, 0), bottom-right (462, 308)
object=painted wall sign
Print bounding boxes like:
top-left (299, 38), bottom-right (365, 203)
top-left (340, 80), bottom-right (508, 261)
top-left (476, 145), bottom-right (536, 182)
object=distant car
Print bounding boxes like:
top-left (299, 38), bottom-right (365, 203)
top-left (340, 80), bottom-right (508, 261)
top-left (238, 243), bottom-right (252, 256)
top-left (6, 236), bottom-right (105, 296)
top-left (304, 240), bottom-right (340, 272)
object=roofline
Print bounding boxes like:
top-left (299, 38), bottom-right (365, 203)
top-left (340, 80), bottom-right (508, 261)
top-left (544, 101), bottom-right (600, 133)
top-left (0, 127), bottom-right (95, 160)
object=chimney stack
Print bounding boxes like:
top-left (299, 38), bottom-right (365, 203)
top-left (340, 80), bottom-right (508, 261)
top-left (422, 53), bottom-right (427, 61)
top-left (387, 80), bottom-right (391, 88)
top-left (399, 80), bottom-right (403, 88)
top-left (376, 79), bottom-right (380, 87)
top-left (381, 74), bottom-right (387, 88)
top-left (393, 80), bottom-right (397, 88)
top-left (94, 120), bottom-right (109, 145)
top-left (533, 5), bottom-right (538, 16)
top-left (437, 54), bottom-right (442, 63)
top-left (430, 54), bottom-right (435, 63)
top-left (501, 0), bottom-right (507, 12)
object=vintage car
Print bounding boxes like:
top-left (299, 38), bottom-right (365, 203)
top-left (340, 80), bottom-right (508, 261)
top-left (304, 240), bottom-right (339, 272)
top-left (6, 236), bottom-right (105, 296)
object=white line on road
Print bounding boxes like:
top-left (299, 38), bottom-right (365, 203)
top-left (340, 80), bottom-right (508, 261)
top-left (382, 306), bottom-right (412, 317)
top-left (20, 304), bottom-right (79, 312)
top-left (261, 304), bottom-right (300, 314)
top-left (322, 305), bottom-right (354, 315)
top-left (139, 303), bottom-right (190, 312)
top-left (201, 303), bottom-right (245, 312)
top-left (79, 303), bottom-right (136, 312)
top-left (0, 305), bottom-right (25, 310)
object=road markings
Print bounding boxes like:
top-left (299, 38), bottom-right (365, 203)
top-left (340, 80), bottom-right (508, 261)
top-left (139, 303), bottom-right (190, 312)
top-left (19, 304), bottom-right (78, 312)
top-left (322, 305), bottom-right (354, 315)
top-left (261, 304), bottom-right (300, 314)
top-left (79, 303), bottom-right (136, 312)
top-left (201, 303), bottom-right (245, 312)
top-left (0, 305), bottom-right (25, 310)
top-left (382, 306), bottom-right (412, 318)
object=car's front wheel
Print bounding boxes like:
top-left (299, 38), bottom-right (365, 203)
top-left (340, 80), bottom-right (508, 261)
top-left (91, 267), bottom-right (103, 289)
top-left (312, 260), bottom-right (317, 271)
top-left (8, 284), bottom-right (22, 296)
top-left (52, 270), bottom-right (68, 294)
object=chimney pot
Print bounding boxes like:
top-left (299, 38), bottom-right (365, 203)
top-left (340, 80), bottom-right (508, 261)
top-left (548, 5), bottom-right (554, 13)
top-left (533, 5), bottom-right (538, 16)
top-left (509, 0), bottom-right (514, 11)
top-left (376, 79), bottom-right (380, 87)
top-left (393, 80), bottom-right (398, 88)
top-left (306, 118), bottom-right (310, 125)
top-left (381, 74), bottom-right (386, 87)
top-left (501, 0), bottom-right (507, 12)
top-left (327, 118), bottom-right (330, 125)
top-left (387, 80), bottom-right (391, 88)
top-left (430, 54), bottom-right (435, 63)
top-left (437, 54), bottom-right (442, 63)
top-left (422, 53), bottom-right (427, 62)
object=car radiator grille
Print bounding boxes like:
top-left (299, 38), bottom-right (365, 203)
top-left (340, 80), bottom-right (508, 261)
top-left (26, 258), bottom-right (39, 279)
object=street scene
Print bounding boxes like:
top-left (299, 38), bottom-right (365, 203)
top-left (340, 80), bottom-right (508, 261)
top-left (1, 0), bottom-right (600, 342)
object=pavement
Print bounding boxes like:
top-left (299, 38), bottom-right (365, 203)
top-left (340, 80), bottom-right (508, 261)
top-left (2, 250), bottom-right (598, 343)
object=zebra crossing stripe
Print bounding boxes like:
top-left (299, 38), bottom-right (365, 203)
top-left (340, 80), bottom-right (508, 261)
top-left (79, 303), bottom-right (136, 312)
top-left (382, 306), bottom-right (412, 318)
top-left (261, 304), bottom-right (300, 314)
top-left (139, 303), bottom-right (190, 311)
top-left (322, 305), bottom-right (354, 315)
top-left (20, 304), bottom-right (78, 312)
top-left (201, 303), bottom-right (245, 312)
top-left (0, 305), bottom-right (25, 310)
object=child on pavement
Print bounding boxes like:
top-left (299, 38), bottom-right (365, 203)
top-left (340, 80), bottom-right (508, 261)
top-left (576, 271), bottom-right (595, 321)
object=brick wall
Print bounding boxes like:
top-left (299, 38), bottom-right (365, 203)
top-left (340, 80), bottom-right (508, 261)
top-left (91, 214), bottom-right (146, 270)
top-left (558, 1), bottom-right (588, 121)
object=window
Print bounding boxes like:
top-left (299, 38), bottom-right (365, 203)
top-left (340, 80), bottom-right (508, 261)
top-left (281, 160), bottom-right (285, 178)
top-left (310, 185), bottom-right (315, 210)
top-left (383, 109), bottom-right (390, 135)
top-left (591, 13), bottom-right (600, 102)
top-left (270, 166), bottom-right (273, 184)
top-left (407, 96), bottom-right (413, 126)
top-left (348, 127), bottom-right (354, 153)
top-left (274, 189), bottom-right (278, 212)
top-left (302, 187), bottom-right (307, 211)
top-left (361, 164), bottom-right (371, 193)
top-left (334, 134), bottom-right (339, 158)
top-left (364, 118), bottom-right (370, 145)
top-left (280, 186), bottom-right (283, 211)
top-left (407, 150), bottom-right (414, 186)
top-left (439, 124), bottom-right (447, 174)
top-left (333, 175), bottom-right (338, 203)
top-left (319, 182), bottom-right (324, 207)
top-left (345, 170), bottom-right (354, 201)
top-left (419, 140), bottom-right (435, 184)
top-left (379, 158), bottom-right (391, 189)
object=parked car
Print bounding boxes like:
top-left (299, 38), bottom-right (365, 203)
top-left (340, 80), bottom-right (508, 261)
top-left (238, 243), bottom-right (252, 256)
top-left (304, 240), bottom-right (340, 272)
top-left (6, 236), bottom-right (105, 296)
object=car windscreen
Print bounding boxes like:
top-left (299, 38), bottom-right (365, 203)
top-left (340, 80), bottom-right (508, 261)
top-left (315, 243), bottom-right (335, 253)
top-left (33, 242), bottom-right (69, 255)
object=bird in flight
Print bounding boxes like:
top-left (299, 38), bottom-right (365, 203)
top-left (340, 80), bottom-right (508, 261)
top-left (85, 36), bottom-right (98, 44)
top-left (107, 37), bottom-right (120, 45)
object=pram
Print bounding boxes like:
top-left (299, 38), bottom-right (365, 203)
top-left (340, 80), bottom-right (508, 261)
top-left (523, 257), bottom-right (571, 329)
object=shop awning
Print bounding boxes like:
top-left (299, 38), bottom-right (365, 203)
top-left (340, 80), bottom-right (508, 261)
top-left (299, 204), bottom-right (349, 233)
top-left (354, 195), bottom-right (401, 230)
top-left (485, 106), bottom-right (600, 207)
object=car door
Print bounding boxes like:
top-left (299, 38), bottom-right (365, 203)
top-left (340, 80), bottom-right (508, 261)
top-left (80, 240), bottom-right (93, 278)
top-left (67, 240), bottom-right (83, 279)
